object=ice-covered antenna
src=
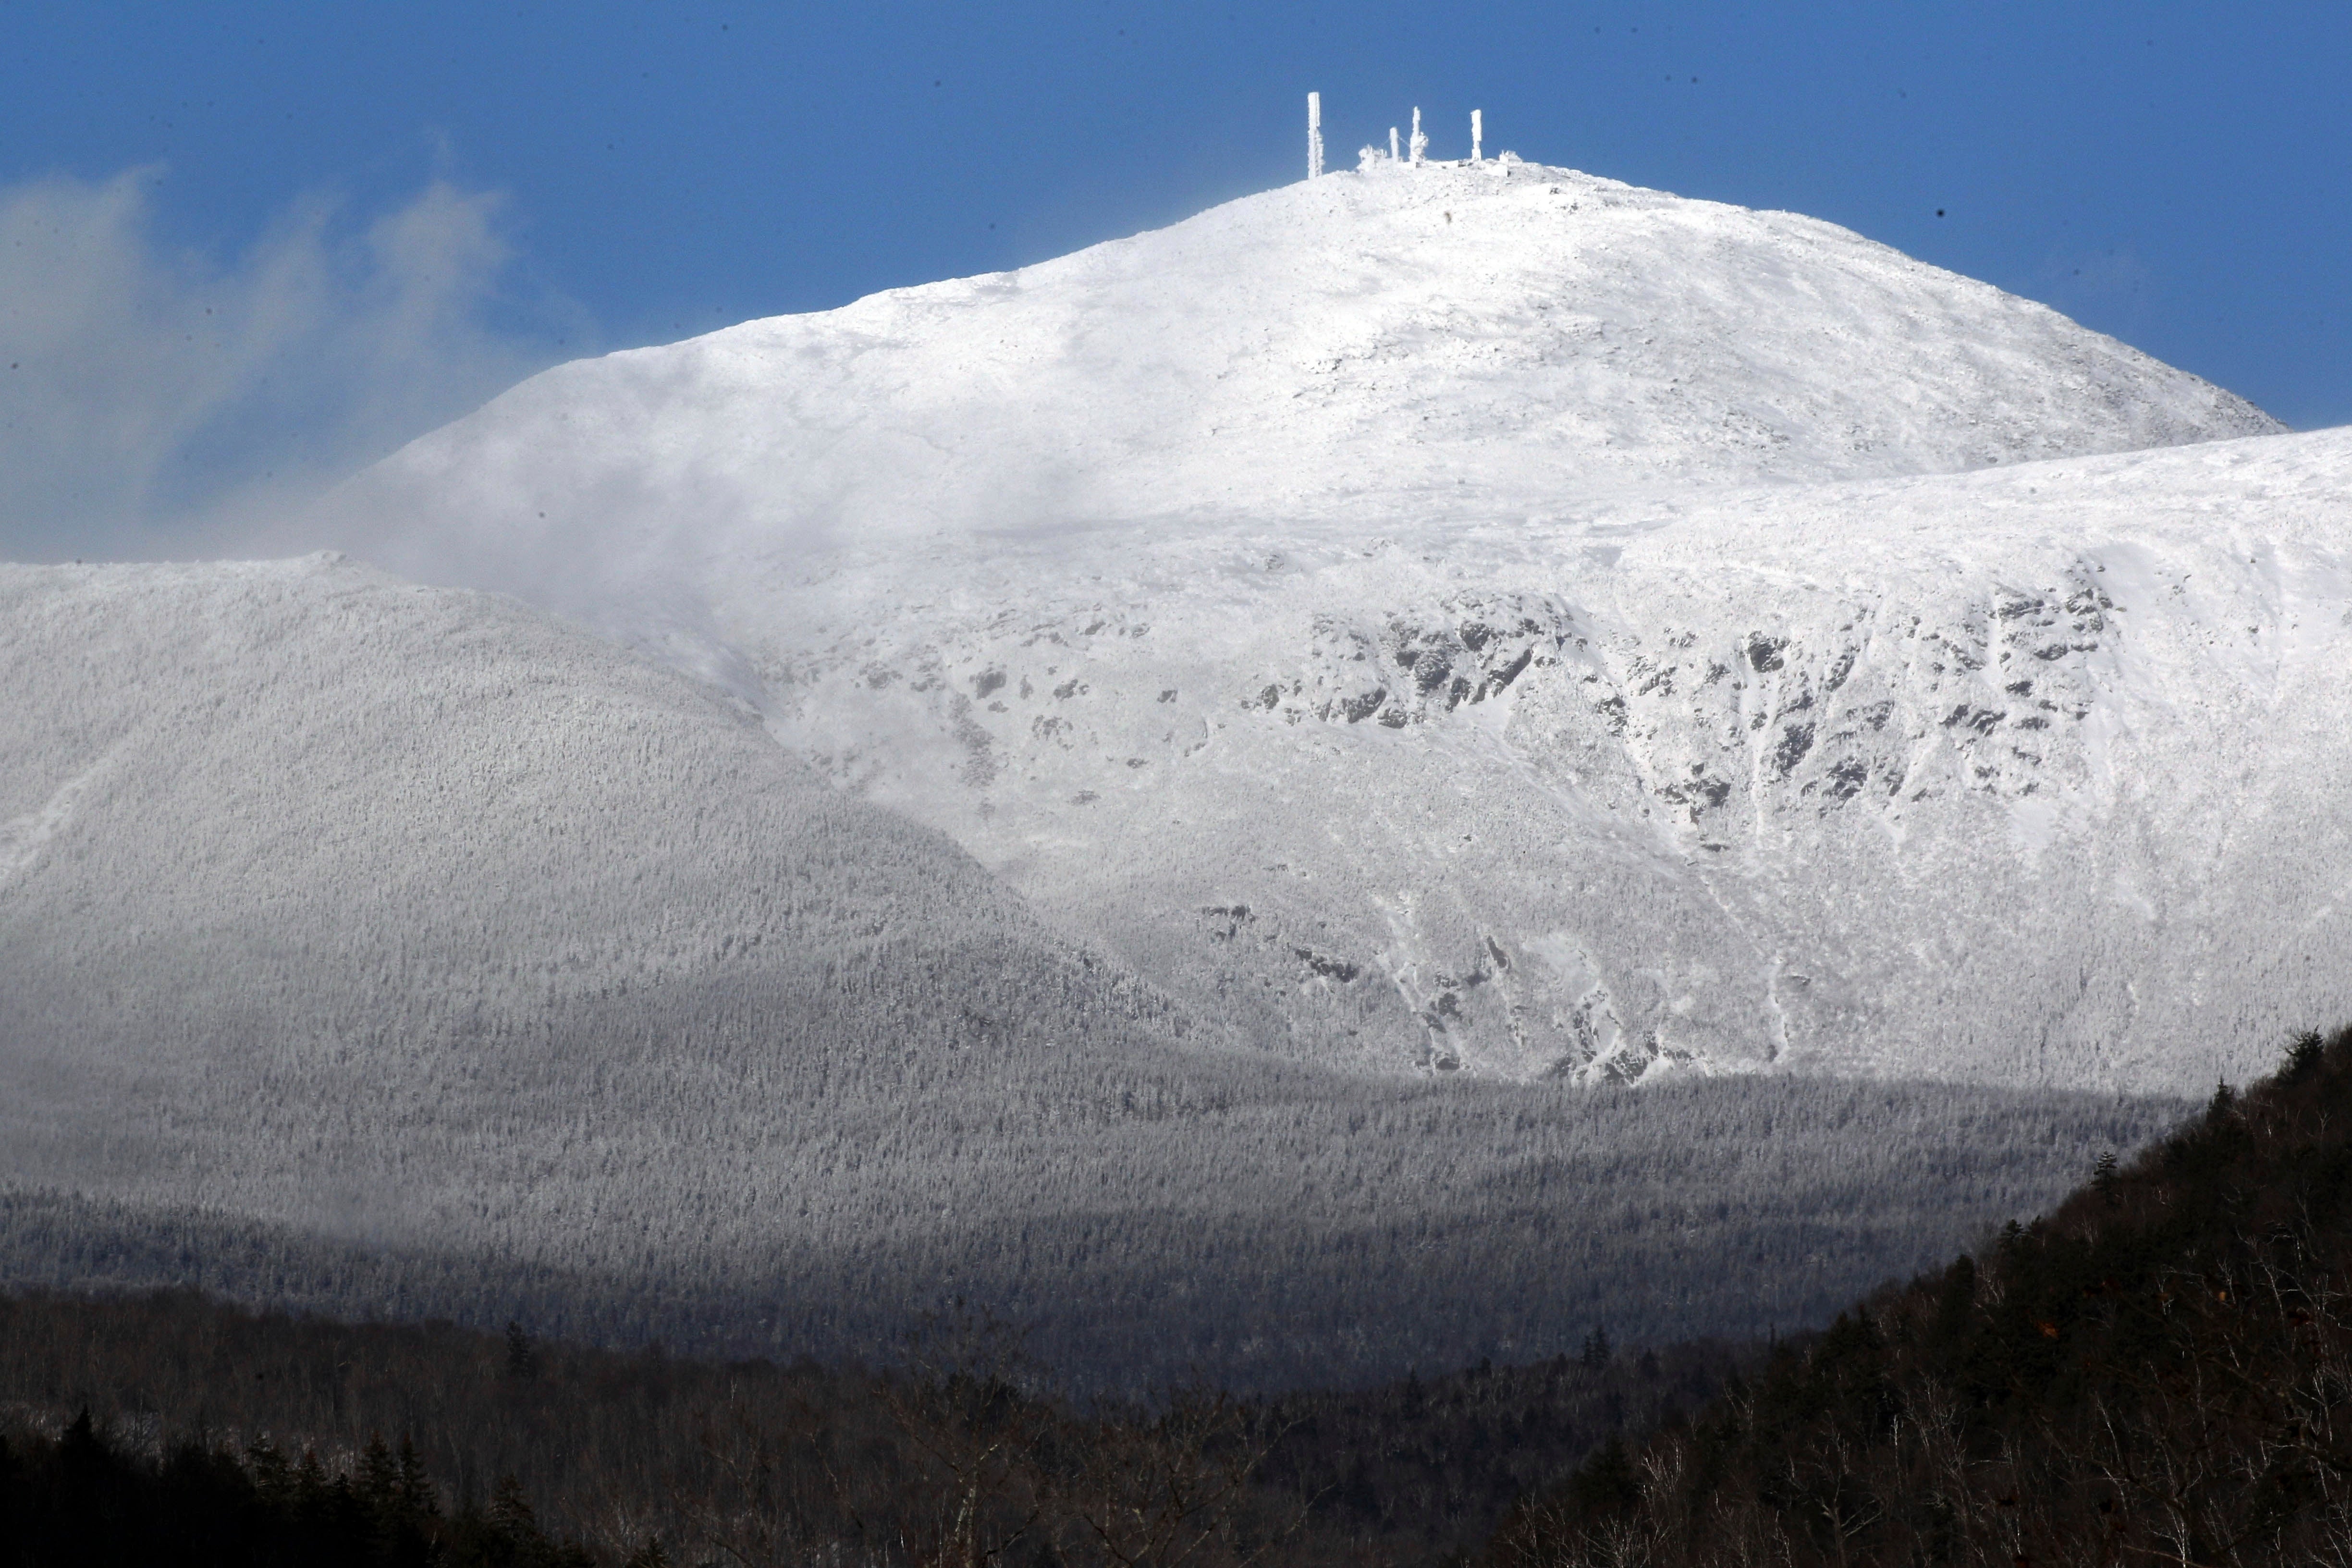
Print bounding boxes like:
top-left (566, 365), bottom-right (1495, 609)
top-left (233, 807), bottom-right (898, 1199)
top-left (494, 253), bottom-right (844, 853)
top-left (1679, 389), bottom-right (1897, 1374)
top-left (1471, 109), bottom-right (1482, 162)
top-left (1389, 126), bottom-right (1400, 162)
top-left (1409, 107), bottom-right (1427, 166)
top-left (1308, 91), bottom-right (1324, 180)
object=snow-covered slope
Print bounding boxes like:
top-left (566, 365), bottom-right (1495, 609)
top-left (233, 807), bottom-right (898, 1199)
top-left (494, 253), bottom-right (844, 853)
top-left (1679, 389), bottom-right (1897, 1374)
top-left (754, 426), bottom-right (2352, 1094)
top-left (336, 159), bottom-right (2274, 625)
top-left (0, 555), bottom-right (1186, 1232)
top-left (323, 161), bottom-right (2318, 1095)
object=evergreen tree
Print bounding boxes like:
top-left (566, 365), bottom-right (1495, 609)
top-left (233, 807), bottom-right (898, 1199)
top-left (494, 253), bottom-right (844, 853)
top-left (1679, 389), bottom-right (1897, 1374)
top-left (504, 1321), bottom-right (538, 1382)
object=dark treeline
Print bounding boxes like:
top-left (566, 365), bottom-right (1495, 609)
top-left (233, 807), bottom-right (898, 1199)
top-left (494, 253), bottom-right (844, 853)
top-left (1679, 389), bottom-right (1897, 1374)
top-left (1256, 1336), bottom-right (1737, 1562)
top-left (0, 1284), bottom-right (1744, 1567)
top-left (1494, 1025), bottom-right (2352, 1567)
top-left (0, 1411), bottom-right (597, 1567)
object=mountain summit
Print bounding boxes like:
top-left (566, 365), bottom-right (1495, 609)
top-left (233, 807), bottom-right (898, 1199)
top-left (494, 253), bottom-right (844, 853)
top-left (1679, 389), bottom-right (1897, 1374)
top-left (341, 159), bottom-right (2273, 597)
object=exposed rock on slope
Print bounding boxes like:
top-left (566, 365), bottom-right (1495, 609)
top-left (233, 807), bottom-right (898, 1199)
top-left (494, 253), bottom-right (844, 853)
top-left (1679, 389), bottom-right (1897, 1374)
top-left (0, 556), bottom-right (2189, 1382)
top-left (0, 557), bottom-right (2182, 1382)
top-left (755, 429), bottom-right (2352, 1092)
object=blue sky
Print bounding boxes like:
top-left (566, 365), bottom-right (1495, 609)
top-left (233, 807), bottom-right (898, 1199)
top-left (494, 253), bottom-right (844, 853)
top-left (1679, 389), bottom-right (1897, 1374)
top-left (2, 2), bottom-right (2346, 556)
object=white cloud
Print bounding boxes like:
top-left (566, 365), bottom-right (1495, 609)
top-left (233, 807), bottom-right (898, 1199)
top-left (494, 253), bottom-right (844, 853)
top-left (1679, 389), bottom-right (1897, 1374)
top-left (0, 169), bottom-right (567, 561)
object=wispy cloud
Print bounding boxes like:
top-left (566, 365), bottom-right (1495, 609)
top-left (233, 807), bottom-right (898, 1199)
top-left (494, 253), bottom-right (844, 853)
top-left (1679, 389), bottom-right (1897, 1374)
top-left (0, 169), bottom-right (570, 562)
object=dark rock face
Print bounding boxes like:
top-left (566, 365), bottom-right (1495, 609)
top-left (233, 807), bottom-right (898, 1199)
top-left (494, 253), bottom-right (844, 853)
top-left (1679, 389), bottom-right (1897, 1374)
top-left (1259, 596), bottom-right (1575, 731)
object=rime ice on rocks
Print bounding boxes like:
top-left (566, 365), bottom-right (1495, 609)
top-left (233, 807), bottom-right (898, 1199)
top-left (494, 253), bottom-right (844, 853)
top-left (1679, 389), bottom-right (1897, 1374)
top-left (1409, 107), bottom-right (1427, 165)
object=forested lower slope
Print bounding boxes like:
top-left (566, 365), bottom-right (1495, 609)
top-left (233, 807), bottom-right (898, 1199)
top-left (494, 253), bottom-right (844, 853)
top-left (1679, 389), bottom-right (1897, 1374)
top-left (0, 1068), bottom-right (2179, 1391)
top-left (1493, 1026), bottom-right (2352, 1567)
top-left (0, 554), bottom-right (1184, 1237)
top-left (0, 557), bottom-right (2188, 1387)
top-left (0, 1409), bottom-right (592, 1568)
top-left (0, 1029), bottom-right (2268, 1568)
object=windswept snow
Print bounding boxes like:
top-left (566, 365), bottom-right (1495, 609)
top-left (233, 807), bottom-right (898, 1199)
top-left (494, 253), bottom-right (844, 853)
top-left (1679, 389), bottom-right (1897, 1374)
top-left (0, 747), bottom-right (114, 887)
top-left (336, 160), bottom-right (2273, 616)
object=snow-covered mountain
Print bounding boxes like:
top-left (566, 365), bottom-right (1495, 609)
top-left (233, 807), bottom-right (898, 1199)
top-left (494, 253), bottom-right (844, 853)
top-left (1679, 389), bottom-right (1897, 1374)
top-left (9, 155), bottom-right (2301, 1373)
top-left (352, 161), bottom-right (2271, 552)
top-left (326, 159), bottom-right (2327, 1095)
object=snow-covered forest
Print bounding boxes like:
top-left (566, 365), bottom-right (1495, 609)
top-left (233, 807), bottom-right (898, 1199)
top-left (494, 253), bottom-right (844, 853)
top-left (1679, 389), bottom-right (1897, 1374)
top-left (0, 557), bottom-right (2184, 1385)
top-left (0, 1071), bottom-right (2176, 1389)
